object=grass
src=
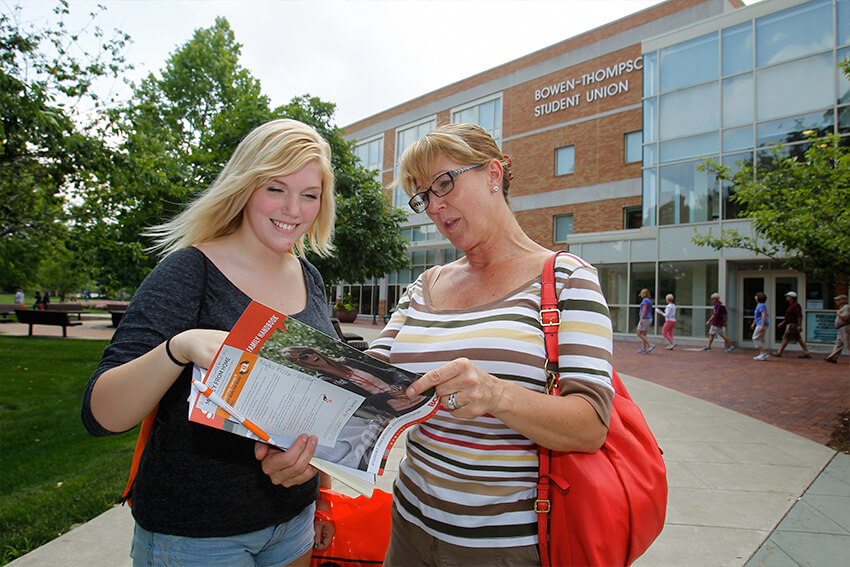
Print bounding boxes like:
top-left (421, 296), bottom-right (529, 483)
top-left (0, 336), bottom-right (138, 565)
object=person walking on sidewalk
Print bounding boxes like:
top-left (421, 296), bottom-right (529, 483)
top-left (637, 288), bottom-right (656, 354)
top-left (656, 293), bottom-right (677, 350)
top-left (773, 291), bottom-right (812, 358)
top-left (703, 292), bottom-right (735, 352)
top-left (751, 292), bottom-right (770, 361)
top-left (825, 294), bottom-right (849, 363)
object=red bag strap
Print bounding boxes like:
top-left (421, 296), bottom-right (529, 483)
top-left (121, 407), bottom-right (158, 506)
top-left (537, 251), bottom-right (564, 567)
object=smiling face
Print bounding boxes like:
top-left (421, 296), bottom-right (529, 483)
top-left (241, 160), bottom-right (323, 254)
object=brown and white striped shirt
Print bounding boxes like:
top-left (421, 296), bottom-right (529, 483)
top-left (368, 253), bottom-right (614, 548)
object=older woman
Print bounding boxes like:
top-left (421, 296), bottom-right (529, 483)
top-left (367, 123), bottom-right (614, 565)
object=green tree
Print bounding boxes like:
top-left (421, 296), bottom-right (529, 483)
top-left (75, 16), bottom-right (272, 293)
top-left (694, 133), bottom-right (850, 285)
top-left (36, 238), bottom-right (88, 301)
top-left (79, 19), bottom-right (408, 293)
top-left (0, 1), bottom-right (130, 285)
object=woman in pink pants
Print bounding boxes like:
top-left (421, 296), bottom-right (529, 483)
top-left (657, 293), bottom-right (677, 350)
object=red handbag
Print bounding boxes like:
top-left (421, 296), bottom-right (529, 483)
top-left (310, 489), bottom-right (393, 567)
top-left (537, 252), bottom-right (667, 567)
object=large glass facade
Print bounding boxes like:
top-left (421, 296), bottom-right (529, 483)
top-left (642, 0), bottom-right (850, 227)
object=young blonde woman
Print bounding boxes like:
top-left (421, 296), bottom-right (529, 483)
top-left (82, 119), bottom-right (337, 567)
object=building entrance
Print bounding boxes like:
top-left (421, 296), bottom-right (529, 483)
top-left (739, 272), bottom-right (804, 350)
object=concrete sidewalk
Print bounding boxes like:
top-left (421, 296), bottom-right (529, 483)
top-left (6, 321), bottom-right (849, 566)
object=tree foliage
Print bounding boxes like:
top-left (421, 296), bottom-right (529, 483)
top-left (73, 18), bottom-right (407, 293)
top-left (694, 134), bottom-right (850, 285)
top-left (0, 1), bottom-right (130, 287)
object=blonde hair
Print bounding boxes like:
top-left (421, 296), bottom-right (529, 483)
top-left (640, 288), bottom-right (652, 299)
top-left (666, 293), bottom-right (674, 302)
top-left (146, 118), bottom-right (335, 258)
top-left (390, 123), bottom-right (512, 201)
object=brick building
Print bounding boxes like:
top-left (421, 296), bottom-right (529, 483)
top-left (342, 0), bottom-right (849, 350)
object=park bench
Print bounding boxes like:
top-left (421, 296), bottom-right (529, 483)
top-left (105, 303), bottom-right (127, 327)
top-left (331, 318), bottom-right (369, 351)
top-left (14, 309), bottom-right (83, 337)
top-left (45, 302), bottom-right (88, 320)
top-left (0, 303), bottom-right (22, 321)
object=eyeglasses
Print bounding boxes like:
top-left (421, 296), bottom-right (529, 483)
top-left (408, 163), bottom-right (484, 213)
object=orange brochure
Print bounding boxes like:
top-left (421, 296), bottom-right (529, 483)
top-left (188, 301), bottom-right (439, 491)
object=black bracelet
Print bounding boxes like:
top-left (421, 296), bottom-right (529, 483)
top-left (165, 336), bottom-right (191, 367)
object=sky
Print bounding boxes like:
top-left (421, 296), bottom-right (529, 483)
top-left (9, 0), bottom-right (763, 127)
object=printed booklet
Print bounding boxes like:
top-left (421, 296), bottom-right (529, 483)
top-left (187, 301), bottom-right (439, 495)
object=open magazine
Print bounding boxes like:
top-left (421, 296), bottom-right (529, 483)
top-left (188, 301), bottom-right (438, 495)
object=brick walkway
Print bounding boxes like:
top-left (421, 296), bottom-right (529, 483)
top-left (613, 339), bottom-right (849, 445)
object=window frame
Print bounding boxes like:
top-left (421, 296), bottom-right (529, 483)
top-left (555, 145), bottom-right (576, 176)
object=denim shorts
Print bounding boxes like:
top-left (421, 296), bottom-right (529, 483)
top-left (130, 502), bottom-right (315, 567)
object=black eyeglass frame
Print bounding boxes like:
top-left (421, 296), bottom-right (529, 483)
top-left (407, 163), bottom-right (484, 213)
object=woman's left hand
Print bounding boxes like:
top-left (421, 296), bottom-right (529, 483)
top-left (254, 434), bottom-right (319, 487)
top-left (406, 357), bottom-right (504, 418)
top-left (313, 518), bottom-right (334, 551)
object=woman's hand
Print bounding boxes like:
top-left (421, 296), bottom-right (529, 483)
top-left (406, 357), bottom-right (505, 419)
top-left (254, 435), bottom-right (319, 487)
top-left (168, 329), bottom-right (228, 368)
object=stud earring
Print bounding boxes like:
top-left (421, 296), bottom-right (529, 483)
top-left (492, 185), bottom-right (500, 192)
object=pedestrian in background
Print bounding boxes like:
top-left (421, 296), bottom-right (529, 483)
top-left (825, 294), bottom-right (849, 364)
top-left (703, 292), bottom-right (735, 352)
top-left (637, 288), bottom-right (656, 354)
top-left (751, 292), bottom-right (769, 361)
top-left (656, 293), bottom-right (677, 350)
top-left (773, 291), bottom-right (812, 358)
top-left (14, 288), bottom-right (24, 307)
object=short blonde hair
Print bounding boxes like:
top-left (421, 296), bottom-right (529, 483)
top-left (147, 118), bottom-right (335, 258)
top-left (666, 293), bottom-right (674, 302)
top-left (640, 288), bottom-right (652, 299)
top-left (391, 123), bottom-right (512, 201)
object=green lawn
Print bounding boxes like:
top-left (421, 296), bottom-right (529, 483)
top-left (0, 337), bottom-right (137, 565)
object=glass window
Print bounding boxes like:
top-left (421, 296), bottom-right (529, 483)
top-left (598, 263), bottom-right (628, 304)
top-left (840, 106), bottom-right (850, 134)
top-left (555, 145), bottom-right (575, 175)
top-left (554, 214), bottom-right (574, 242)
top-left (756, 110), bottom-right (833, 148)
top-left (625, 131), bottom-right (642, 163)
top-left (354, 136), bottom-right (383, 172)
top-left (756, 0), bottom-right (832, 67)
top-left (642, 168), bottom-right (657, 227)
top-left (721, 151), bottom-right (753, 220)
top-left (643, 52), bottom-right (658, 97)
top-left (597, 263), bottom-right (628, 333)
top-left (659, 33), bottom-right (718, 93)
top-left (722, 73), bottom-right (753, 127)
top-left (722, 22), bottom-right (753, 76)
top-left (659, 260), bottom-right (718, 307)
top-left (394, 118), bottom-right (436, 207)
top-left (452, 96), bottom-right (502, 144)
top-left (660, 132), bottom-right (719, 163)
top-left (660, 82), bottom-right (719, 139)
top-left (756, 53), bottom-right (834, 121)
top-left (643, 98), bottom-right (657, 143)
top-left (840, 0), bottom-right (850, 47)
top-left (839, 47), bottom-right (850, 105)
top-left (722, 125), bottom-right (754, 152)
top-left (624, 206), bottom-right (642, 229)
top-left (643, 142), bottom-right (657, 166)
top-left (658, 160), bottom-right (720, 225)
